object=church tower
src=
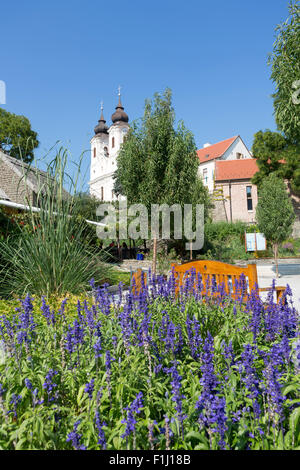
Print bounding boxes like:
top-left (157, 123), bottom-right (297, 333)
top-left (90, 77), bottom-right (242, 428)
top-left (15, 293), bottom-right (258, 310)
top-left (89, 89), bottom-right (129, 202)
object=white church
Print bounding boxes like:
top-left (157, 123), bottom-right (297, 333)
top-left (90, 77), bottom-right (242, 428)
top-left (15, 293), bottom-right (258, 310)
top-left (89, 91), bottom-right (253, 204)
top-left (89, 90), bottom-right (129, 202)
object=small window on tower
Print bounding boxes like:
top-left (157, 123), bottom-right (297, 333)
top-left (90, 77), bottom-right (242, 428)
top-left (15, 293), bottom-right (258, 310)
top-left (93, 148), bottom-right (96, 158)
top-left (101, 187), bottom-right (104, 201)
top-left (112, 137), bottom-right (115, 148)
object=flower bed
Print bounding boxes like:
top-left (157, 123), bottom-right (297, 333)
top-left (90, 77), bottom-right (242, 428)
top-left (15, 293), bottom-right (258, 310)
top-left (0, 272), bottom-right (299, 450)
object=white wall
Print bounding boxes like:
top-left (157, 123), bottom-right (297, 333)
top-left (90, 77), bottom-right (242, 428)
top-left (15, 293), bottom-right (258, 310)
top-left (198, 160), bottom-right (215, 193)
top-left (222, 136), bottom-right (252, 161)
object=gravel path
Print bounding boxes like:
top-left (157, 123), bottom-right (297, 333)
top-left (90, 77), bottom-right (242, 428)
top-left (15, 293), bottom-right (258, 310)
top-left (256, 262), bottom-right (300, 312)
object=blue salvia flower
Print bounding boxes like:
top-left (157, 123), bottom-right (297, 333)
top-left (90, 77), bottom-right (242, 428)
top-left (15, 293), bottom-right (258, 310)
top-left (41, 297), bottom-right (55, 326)
top-left (164, 360), bottom-right (187, 439)
top-left (84, 378), bottom-right (95, 400)
top-left (105, 350), bottom-right (114, 403)
top-left (65, 319), bottom-right (85, 355)
top-left (66, 420), bottom-right (86, 450)
top-left (43, 369), bottom-right (59, 402)
top-left (208, 395), bottom-right (227, 449)
top-left (239, 344), bottom-right (261, 421)
top-left (0, 383), bottom-right (5, 397)
top-left (119, 294), bottom-right (134, 354)
top-left (246, 290), bottom-right (264, 342)
top-left (95, 410), bottom-right (107, 449)
top-left (16, 294), bottom-right (36, 346)
top-left (58, 298), bottom-right (68, 319)
top-left (195, 332), bottom-right (228, 449)
top-left (121, 392), bottom-right (144, 440)
top-left (10, 393), bottom-right (22, 418)
top-left (186, 315), bottom-right (202, 360)
top-left (292, 337), bottom-right (300, 374)
top-left (84, 300), bottom-right (95, 334)
top-left (93, 337), bottom-right (102, 359)
top-left (262, 355), bottom-right (285, 428)
top-left (24, 378), bottom-right (33, 390)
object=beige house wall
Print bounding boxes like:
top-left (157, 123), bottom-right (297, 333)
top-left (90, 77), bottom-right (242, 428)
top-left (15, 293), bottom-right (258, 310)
top-left (212, 180), bottom-right (258, 224)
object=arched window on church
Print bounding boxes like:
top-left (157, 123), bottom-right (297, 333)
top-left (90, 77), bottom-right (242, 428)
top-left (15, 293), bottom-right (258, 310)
top-left (93, 148), bottom-right (96, 158)
top-left (112, 137), bottom-right (115, 148)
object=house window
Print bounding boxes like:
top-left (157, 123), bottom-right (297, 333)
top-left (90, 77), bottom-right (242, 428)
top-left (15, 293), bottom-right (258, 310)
top-left (203, 168), bottom-right (208, 185)
top-left (93, 148), bottom-right (96, 158)
top-left (236, 152), bottom-right (242, 159)
top-left (246, 186), bottom-right (253, 211)
top-left (101, 187), bottom-right (104, 201)
top-left (112, 137), bottom-right (115, 148)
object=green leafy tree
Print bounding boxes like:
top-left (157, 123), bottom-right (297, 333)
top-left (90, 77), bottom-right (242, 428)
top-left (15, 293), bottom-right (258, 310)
top-left (256, 173), bottom-right (295, 277)
top-left (269, 1), bottom-right (300, 144)
top-left (115, 88), bottom-right (208, 272)
top-left (251, 129), bottom-right (300, 193)
top-left (0, 107), bottom-right (39, 163)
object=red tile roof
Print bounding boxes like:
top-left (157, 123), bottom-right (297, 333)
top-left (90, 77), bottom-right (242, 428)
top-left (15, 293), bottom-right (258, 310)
top-left (215, 159), bottom-right (259, 181)
top-left (197, 136), bottom-right (238, 163)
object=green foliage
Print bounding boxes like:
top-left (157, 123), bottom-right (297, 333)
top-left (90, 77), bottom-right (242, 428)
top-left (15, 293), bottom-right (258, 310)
top-left (0, 148), bottom-right (108, 298)
top-left (0, 108), bottom-right (39, 163)
top-left (251, 129), bottom-right (300, 193)
top-left (256, 174), bottom-right (295, 245)
top-left (269, 1), bottom-right (300, 145)
top-left (115, 88), bottom-right (209, 216)
top-left (197, 222), bottom-right (250, 262)
top-left (256, 174), bottom-right (296, 274)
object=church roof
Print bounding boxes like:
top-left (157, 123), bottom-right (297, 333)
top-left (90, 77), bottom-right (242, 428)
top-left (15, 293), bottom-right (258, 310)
top-left (94, 105), bottom-right (109, 135)
top-left (111, 95), bottom-right (129, 124)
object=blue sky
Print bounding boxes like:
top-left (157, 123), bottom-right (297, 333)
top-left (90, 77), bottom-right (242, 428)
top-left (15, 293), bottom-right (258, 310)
top-left (0, 0), bottom-right (290, 190)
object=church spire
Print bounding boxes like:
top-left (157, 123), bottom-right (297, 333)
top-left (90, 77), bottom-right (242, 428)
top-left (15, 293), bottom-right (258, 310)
top-left (94, 102), bottom-right (109, 135)
top-left (111, 86), bottom-right (129, 124)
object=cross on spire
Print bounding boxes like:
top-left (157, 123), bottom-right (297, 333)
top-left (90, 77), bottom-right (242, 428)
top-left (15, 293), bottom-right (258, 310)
top-left (118, 85), bottom-right (122, 97)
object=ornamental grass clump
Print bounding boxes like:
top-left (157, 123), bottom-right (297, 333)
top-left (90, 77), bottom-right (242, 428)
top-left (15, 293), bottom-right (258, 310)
top-left (0, 148), bottom-right (108, 299)
top-left (0, 270), bottom-right (299, 450)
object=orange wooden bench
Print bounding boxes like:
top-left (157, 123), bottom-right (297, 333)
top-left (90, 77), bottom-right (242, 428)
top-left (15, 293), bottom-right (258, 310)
top-left (131, 260), bottom-right (286, 303)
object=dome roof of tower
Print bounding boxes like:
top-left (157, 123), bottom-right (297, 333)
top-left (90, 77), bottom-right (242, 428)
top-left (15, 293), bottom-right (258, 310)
top-left (111, 96), bottom-right (129, 124)
top-left (94, 107), bottom-right (109, 135)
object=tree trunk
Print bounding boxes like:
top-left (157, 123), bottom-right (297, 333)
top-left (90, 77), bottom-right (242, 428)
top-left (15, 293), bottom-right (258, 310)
top-left (152, 237), bottom-right (157, 275)
top-left (274, 243), bottom-right (279, 278)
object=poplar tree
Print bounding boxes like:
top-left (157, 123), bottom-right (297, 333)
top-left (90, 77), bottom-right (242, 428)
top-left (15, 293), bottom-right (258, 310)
top-left (256, 174), bottom-right (295, 277)
top-left (115, 88), bottom-right (208, 273)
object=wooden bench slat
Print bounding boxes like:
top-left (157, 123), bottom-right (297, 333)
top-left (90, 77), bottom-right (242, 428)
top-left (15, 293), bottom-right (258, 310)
top-left (131, 260), bottom-right (286, 304)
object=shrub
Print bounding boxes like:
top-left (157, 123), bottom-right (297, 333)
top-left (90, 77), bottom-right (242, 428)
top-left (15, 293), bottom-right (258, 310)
top-left (0, 148), bottom-right (109, 298)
